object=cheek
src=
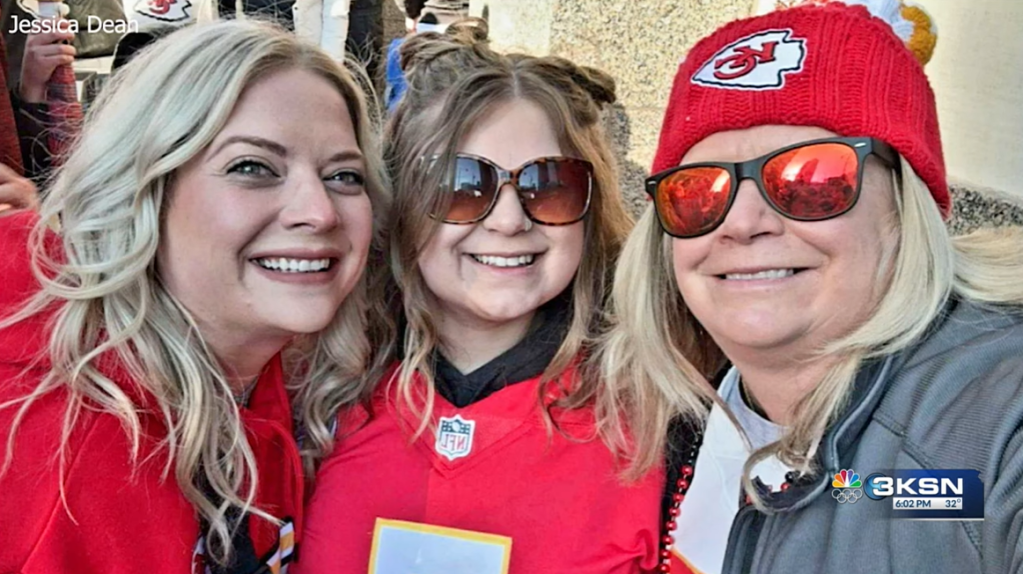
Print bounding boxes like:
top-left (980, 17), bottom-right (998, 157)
top-left (542, 224), bottom-right (585, 283)
top-left (416, 225), bottom-right (473, 285)
top-left (796, 216), bottom-right (894, 313)
top-left (671, 238), bottom-right (704, 296)
top-left (842, 231), bottom-right (894, 302)
top-left (554, 224), bottom-right (584, 263)
top-left (166, 185), bottom-right (270, 260)
top-left (160, 191), bottom-right (224, 286)
top-left (158, 201), bottom-right (243, 308)
top-left (341, 194), bottom-right (375, 257)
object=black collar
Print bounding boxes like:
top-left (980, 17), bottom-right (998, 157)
top-left (432, 297), bottom-right (571, 408)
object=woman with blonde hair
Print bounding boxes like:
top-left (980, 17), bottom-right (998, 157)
top-left (299, 20), bottom-right (665, 574)
top-left (0, 19), bottom-right (389, 574)
top-left (599, 1), bottom-right (1023, 573)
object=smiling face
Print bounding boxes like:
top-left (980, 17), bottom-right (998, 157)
top-left (158, 68), bottom-right (373, 365)
top-left (416, 98), bottom-right (585, 332)
top-left (671, 125), bottom-right (898, 363)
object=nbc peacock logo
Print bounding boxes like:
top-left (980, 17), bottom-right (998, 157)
top-left (832, 469), bottom-right (862, 489)
top-left (831, 469), bottom-right (863, 504)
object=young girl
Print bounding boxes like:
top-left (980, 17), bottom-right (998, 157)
top-left (0, 21), bottom-right (389, 573)
top-left (299, 21), bottom-right (665, 574)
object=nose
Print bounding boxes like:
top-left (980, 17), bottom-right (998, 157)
top-left (279, 170), bottom-right (341, 232)
top-left (481, 183), bottom-right (530, 235)
top-left (714, 178), bottom-right (784, 243)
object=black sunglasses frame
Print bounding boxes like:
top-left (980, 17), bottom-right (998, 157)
top-left (645, 136), bottom-right (899, 238)
top-left (432, 153), bottom-right (594, 226)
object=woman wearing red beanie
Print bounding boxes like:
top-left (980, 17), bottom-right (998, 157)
top-left (598, 1), bottom-right (1023, 573)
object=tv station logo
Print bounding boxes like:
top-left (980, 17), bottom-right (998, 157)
top-left (831, 469), bottom-right (863, 504)
top-left (831, 469), bottom-right (985, 520)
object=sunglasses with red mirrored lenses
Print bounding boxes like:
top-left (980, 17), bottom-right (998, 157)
top-left (646, 137), bottom-right (897, 239)
top-left (431, 154), bottom-right (594, 226)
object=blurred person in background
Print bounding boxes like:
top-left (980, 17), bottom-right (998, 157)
top-left (11, 24), bottom-right (77, 183)
top-left (383, 0), bottom-right (463, 112)
top-left (0, 19), bottom-right (36, 211)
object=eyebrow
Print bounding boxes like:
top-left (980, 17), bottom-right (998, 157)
top-left (208, 136), bottom-right (364, 164)
top-left (325, 150), bottom-right (365, 164)
top-left (210, 136), bottom-right (288, 158)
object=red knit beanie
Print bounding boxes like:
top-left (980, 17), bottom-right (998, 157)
top-left (651, 1), bottom-right (949, 216)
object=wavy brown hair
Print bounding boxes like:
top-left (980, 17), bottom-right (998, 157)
top-left (373, 19), bottom-right (635, 444)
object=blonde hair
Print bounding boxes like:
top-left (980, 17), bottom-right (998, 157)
top-left (600, 156), bottom-right (1023, 485)
top-left (377, 20), bottom-right (634, 440)
top-left (0, 20), bottom-right (390, 564)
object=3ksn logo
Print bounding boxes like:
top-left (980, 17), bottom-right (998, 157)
top-left (833, 468), bottom-right (985, 520)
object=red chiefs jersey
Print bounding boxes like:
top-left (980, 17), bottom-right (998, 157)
top-left (298, 362), bottom-right (664, 574)
top-left (0, 212), bottom-right (303, 573)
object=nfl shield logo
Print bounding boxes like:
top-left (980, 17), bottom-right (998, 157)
top-left (435, 414), bottom-right (476, 461)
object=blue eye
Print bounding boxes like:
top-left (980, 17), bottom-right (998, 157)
top-left (227, 160), bottom-right (277, 178)
top-left (330, 170), bottom-right (365, 185)
top-left (327, 169), bottom-right (366, 194)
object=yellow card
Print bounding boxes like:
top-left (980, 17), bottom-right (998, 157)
top-left (368, 518), bottom-right (512, 574)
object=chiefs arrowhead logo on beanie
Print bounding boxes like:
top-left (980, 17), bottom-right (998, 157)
top-left (652, 0), bottom-right (950, 217)
top-left (691, 29), bottom-right (807, 90)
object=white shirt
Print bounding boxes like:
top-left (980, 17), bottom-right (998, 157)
top-left (669, 367), bottom-right (792, 574)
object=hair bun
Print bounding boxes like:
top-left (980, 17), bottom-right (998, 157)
top-left (398, 17), bottom-right (490, 74)
top-left (445, 17), bottom-right (489, 44)
top-left (574, 64), bottom-right (617, 106)
top-left (532, 56), bottom-right (617, 107)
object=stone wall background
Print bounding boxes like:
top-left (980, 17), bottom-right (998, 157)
top-left (546, 0), bottom-right (752, 216)
top-left (386, 0), bottom-right (1023, 233)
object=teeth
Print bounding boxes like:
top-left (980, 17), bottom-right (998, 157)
top-left (471, 254), bottom-right (535, 268)
top-left (255, 257), bottom-right (332, 273)
top-left (725, 269), bottom-right (795, 281)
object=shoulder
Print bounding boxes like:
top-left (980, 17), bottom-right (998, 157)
top-left (0, 211), bottom-right (64, 309)
top-left (1, 388), bottom-right (190, 569)
top-left (876, 300), bottom-right (1023, 470)
top-left (1, 384), bottom-right (173, 486)
top-left (0, 211), bottom-right (42, 303)
top-left (891, 300), bottom-right (1023, 405)
top-left (0, 212), bottom-right (59, 367)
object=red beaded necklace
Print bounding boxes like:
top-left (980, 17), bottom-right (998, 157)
top-left (656, 420), bottom-right (803, 573)
top-left (657, 426), bottom-right (702, 573)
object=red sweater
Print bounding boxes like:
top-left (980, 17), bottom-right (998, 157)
top-left (0, 212), bottom-right (303, 573)
top-left (298, 362), bottom-right (664, 574)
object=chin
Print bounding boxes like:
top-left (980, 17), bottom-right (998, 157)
top-left (701, 310), bottom-right (797, 346)
top-left (718, 323), bottom-right (804, 351)
top-left (264, 306), bottom-right (340, 336)
top-left (472, 297), bottom-right (544, 324)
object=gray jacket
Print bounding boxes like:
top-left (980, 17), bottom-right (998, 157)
top-left (721, 298), bottom-right (1023, 573)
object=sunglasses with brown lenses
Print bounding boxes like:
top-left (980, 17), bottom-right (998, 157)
top-left (430, 154), bottom-right (594, 226)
